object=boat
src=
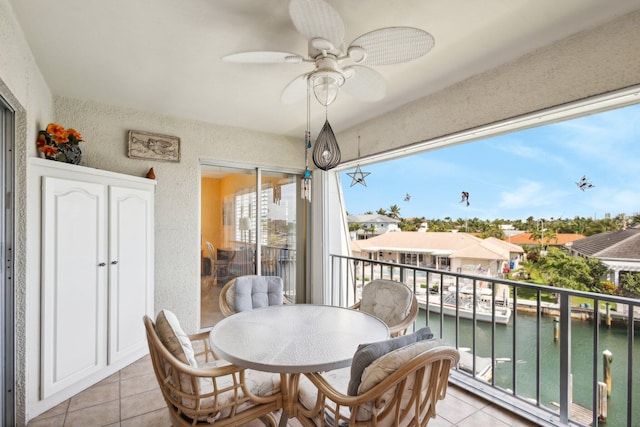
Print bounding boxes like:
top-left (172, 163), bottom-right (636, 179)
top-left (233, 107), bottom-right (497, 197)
top-left (416, 286), bottom-right (512, 325)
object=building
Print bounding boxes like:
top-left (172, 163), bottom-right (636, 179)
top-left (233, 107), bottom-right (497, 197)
top-left (2, 1), bottom-right (640, 424)
top-left (353, 232), bottom-right (524, 277)
top-left (346, 214), bottom-right (400, 239)
top-left (566, 226), bottom-right (640, 285)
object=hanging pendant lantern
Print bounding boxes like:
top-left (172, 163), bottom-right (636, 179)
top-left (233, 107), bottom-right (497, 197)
top-left (312, 119), bottom-right (341, 171)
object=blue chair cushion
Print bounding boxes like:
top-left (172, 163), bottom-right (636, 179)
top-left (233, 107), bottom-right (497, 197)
top-left (234, 275), bottom-right (284, 312)
top-left (347, 326), bottom-right (433, 396)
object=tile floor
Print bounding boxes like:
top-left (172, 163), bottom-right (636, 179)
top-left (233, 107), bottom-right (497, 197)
top-left (27, 354), bottom-right (536, 427)
top-left (28, 276), bottom-right (538, 426)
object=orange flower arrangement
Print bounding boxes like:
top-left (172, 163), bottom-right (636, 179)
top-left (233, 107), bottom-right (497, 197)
top-left (37, 123), bottom-right (84, 163)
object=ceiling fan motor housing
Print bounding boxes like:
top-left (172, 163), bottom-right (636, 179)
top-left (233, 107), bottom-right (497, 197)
top-left (311, 56), bottom-right (345, 86)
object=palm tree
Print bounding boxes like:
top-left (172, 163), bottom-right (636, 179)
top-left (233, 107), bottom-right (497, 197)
top-left (364, 224), bottom-right (377, 236)
top-left (388, 204), bottom-right (401, 220)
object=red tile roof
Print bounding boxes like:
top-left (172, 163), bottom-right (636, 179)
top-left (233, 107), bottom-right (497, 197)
top-left (505, 232), bottom-right (586, 245)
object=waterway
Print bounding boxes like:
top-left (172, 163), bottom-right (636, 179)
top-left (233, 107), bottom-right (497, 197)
top-left (416, 308), bottom-right (640, 426)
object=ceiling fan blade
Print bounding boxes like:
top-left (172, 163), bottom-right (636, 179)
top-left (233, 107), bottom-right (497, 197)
top-left (349, 27), bottom-right (435, 66)
top-left (289, 0), bottom-right (345, 49)
top-left (222, 51), bottom-right (303, 64)
top-left (341, 66), bottom-right (386, 102)
top-left (281, 73), bottom-right (310, 104)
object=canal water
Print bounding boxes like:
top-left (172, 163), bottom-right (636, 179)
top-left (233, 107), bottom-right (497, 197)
top-left (416, 309), bottom-right (639, 426)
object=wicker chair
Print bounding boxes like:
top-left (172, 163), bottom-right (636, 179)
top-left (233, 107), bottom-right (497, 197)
top-left (219, 275), bottom-right (290, 317)
top-left (205, 242), bottom-right (235, 286)
top-left (293, 344), bottom-right (459, 427)
top-left (143, 313), bottom-right (283, 426)
top-left (350, 279), bottom-right (419, 337)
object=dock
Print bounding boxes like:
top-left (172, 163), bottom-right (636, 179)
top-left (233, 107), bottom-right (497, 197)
top-left (506, 299), bottom-right (640, 326)
top-left (550, 401), bottom-right (595, 425)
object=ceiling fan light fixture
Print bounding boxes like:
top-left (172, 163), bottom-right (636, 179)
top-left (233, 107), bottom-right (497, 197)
top-left (311, 70), bottom-right (344, 106)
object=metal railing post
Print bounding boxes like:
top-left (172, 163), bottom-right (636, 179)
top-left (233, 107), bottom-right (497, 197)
top-left (559, 292), bottom-right (571, 425)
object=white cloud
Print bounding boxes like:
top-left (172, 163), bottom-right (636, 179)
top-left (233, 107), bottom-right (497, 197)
top-left (497, 180), bottom-right (567, 210)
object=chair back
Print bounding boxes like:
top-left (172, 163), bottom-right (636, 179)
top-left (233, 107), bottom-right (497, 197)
top-left (205, 241), bottom-right (216, 261)
top-left (296, 345), bottom-right (459, 427)
top-left (355, 345), bottom-right (459, 426)
top-left (219, 275), bottom-right (287, 317)
top-left (357, 279), bottom-right (419, 337)
top-left (143, 315), bottom-right (280, 426)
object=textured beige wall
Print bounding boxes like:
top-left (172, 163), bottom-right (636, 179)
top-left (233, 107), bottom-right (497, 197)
top-left (53, 96), bottom-right (300, 336)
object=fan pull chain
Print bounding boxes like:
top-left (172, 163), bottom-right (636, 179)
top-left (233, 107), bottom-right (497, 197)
top-left (301, 77), bottom-right (312, 202)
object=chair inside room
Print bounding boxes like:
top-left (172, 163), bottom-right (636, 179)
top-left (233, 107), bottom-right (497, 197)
top-left (143, 310), bottom-right (283, 426)
top-left (350, 279), bottom-right (419, 337)
top-left (293, 335), bottom-right (460, 427)
top-left (205, 242), bottom-right (235, 286)
top-left (219, 275), bottom-right (289, 317)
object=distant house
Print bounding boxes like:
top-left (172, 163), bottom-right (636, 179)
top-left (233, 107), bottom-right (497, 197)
top-left (450, 237), bottom-right (525, 275)
top-left (565, 226), bottom-right (640, 285)
top-left (352, 231), bottom-right (524, 277)
top-left (506, 232), bottom-right (586, 248)
top-left (347, 214), bottom-right (400, 240)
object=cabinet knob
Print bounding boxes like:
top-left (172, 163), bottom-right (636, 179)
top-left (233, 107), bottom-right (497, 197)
top-left (98, 262), bottom-right (106, 267)
top-left (111, 261), bottom-right (119, 265)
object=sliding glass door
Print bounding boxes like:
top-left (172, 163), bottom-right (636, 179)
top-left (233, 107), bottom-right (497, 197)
top-left (200, 164), bottom-right (303, 327)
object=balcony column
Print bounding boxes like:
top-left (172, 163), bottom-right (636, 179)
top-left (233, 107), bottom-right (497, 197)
top-left (311, 169), bottom-right (352, 305)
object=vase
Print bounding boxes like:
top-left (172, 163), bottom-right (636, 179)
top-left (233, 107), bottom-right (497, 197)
top-left (47, 144), bottom-right (82, 164)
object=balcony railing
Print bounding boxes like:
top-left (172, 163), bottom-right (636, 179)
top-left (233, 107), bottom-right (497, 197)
top-left (330, 254), bottom-right (639, 427)
top-left (227, 243), bottom-right (297, 300)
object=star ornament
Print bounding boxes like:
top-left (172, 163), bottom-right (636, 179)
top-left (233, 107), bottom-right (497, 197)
top-left (347, 165), bottom-right (371, 187)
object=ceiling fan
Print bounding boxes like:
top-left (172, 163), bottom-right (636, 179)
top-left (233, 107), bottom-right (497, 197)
top-left (222, 0), bottom-right (435, 107)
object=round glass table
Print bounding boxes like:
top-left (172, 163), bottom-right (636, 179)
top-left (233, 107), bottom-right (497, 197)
top-left (209, 304), bottom-right (390, 373)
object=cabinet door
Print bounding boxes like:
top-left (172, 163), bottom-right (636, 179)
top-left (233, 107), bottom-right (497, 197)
top-left (41, 177), bottom-right (107, 399)
top-left (108, 186), bottom-right (154, 364)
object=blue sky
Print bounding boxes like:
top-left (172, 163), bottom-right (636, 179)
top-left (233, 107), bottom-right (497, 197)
top-left (340, 103), bottom-right (640, 221)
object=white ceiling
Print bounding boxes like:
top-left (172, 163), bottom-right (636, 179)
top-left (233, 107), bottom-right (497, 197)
top-left (9, 0), bottom-right (640, 138)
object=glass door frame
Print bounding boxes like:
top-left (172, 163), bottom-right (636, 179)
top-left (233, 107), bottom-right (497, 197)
top-left (1, 94), bottom-right (15, 426)
top-left (200, 160), bottom-right (306, 302)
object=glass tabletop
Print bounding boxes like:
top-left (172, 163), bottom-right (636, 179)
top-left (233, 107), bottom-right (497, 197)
top-left (209, 304), bottom-right (390, 373)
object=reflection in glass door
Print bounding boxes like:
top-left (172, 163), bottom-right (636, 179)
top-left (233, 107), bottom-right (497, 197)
top-left (259, 171), bottom-right (298, 294)
top-left (200, 164), bottom-right (302, 328)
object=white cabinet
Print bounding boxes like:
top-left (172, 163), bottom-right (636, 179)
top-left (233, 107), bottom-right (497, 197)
top-left (28, 158), bottom-right (155, 403)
